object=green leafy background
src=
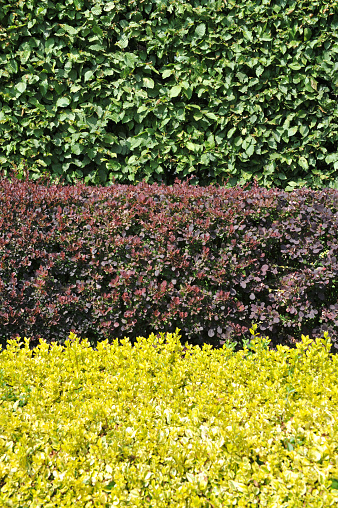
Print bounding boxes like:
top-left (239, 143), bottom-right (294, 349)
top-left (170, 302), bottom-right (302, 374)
top-left (0, 0), bottom-right (337, 191)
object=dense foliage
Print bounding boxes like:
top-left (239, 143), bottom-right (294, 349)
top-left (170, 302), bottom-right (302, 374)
top-left (1, 328), bottom-right (338, 507)
top-left (1, 176), bottom-right (337, 351)
top-left (0, 0), bottom-right (337, 191)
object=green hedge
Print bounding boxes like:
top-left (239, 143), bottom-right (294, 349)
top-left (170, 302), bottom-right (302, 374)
top-left (0, 0), bottom-right (337, 191)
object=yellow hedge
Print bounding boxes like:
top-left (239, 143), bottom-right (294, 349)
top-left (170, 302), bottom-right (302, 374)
top-left (0, 325), bottom-right (338, 507)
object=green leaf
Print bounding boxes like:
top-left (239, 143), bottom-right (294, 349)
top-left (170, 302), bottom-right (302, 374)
top-left (88, 44), bottom-right (103, 52)
top-left (195, 24), bottom-right (206, 38)
top-left (205, 112), bottom-right (218, 121)
top-left (104, 1), bottom-right (115, 11)
top-left (137, 105), bottom-right (148, 114)
top-left (91, 25), bottom-right (103, 36)
top-left (227, 127), bottom-right (236, 139)
top-left (243, 136), bottom-right (254, 151)
top-left (176, 108), bottom-right (185, 121)
top-left (272, 131), bottom-right (281, 143)
top-left (91, 5), bottom-right (102, 15)
top-left (288, 126), bottom-right (298, 136)
top-left (264, 162), bottom-right (275, 175)
top-left (127, 155), bottom-right (138, 165)
top-left (35, 159), bottom-right (48, 167)
top-left (183, 87), bottom-right (192, 100)
top-left (56, 97), bottom-right (71, 108)
top-left (255, 65), bottom-right (264, 77)
top-left (124, 53), bottom-right (137, 68)
top-left (20, 50), bottom-right (31, 64)
top-left (39, 79), bottom-right (48, 96)
top-left (162, 69), bottom-right (174, 79)
top-left (103, 133), bottom-right (117, 144)
top-left (130, 137), bottom-right (143, 149)
top-left (70, 84), bottom-right (82, 93)
top-left (243, 30), bottom-right (253, 42)
top-left (15, 82), bottom-right (26, 94)
top-left (246, 144), bottom-right (255, 156)
top-left (60, 24), bottom-right (79, 35)
top-left (206, 134), bottom-right (215, 148)
top-left (236, 71), bottom-right (247, 83)
top-left (45, 38), bottom-right (55, 54)
top-left (169, 85), bottom-right (182, 98)
top-left (270, 153), bottom-right (282, 160)
top-left (325, 153), bottom-right (338, 164)
top-left (186, 141), bottom-right (196, 151)
top-left (84, 70), bottom-right (94, 82)
top-left (6, 59), bottom-right (18, 74)
top-left (285, 181), bottom-right (299, 191)
top-left (304, 28), bottom-right (312, 42)
top-left (289, 62), bottom-right (302, 70)
top-left (55, 82), bottom-right (65, 95)
top-left (117, 34), bottom-right (129, 49)
top-left (304, 78), bottom-right (313, 92)
top-left (71, 144), bottom-right (83, 155)
top-left (193, 111), bottom-right (202, 121)
top-left (200, 153), bottom-right (209, 164)
top-left (143, 77), bottom-right (154, 88)
top-left (298, 156), bottom-right (309, 169)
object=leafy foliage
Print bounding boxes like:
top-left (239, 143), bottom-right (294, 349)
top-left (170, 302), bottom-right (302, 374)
top-left (0, 329), bottom-right (338, 506)
top-left (0, 0), bottom-right (337, 191)
top-left (1, 177), bottom-right (337, 351)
